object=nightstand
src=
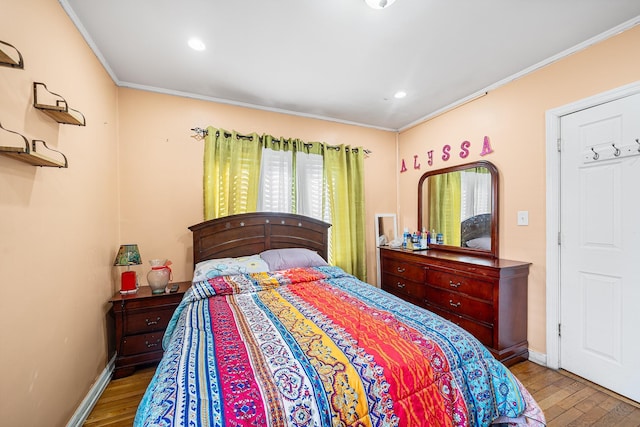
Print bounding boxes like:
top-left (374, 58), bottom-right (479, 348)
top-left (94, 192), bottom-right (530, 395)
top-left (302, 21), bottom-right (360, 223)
top-left (110, 281), bottom-right (190, 378)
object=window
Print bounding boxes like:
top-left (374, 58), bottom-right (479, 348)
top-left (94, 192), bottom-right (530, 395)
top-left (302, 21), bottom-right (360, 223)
top-left (258, 147), bottom-right (330, 224)
top-left (204, 128), bottom-right (366, 279)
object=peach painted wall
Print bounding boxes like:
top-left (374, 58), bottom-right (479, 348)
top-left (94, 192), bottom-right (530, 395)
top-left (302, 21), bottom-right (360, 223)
top-left (397, 25), bottom-right (640, 356)
top-left (2, 2), bottom-right (396, 424)
top-left (3, 0), bottom-right (638, 424)
top-left (116, 88), bottom-right (398, 289)
top-left (0, 0), bottom-right (119, 425)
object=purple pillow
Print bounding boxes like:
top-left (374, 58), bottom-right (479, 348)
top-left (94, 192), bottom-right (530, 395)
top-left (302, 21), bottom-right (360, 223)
top-left (260, 248), bottom-right (328, 271)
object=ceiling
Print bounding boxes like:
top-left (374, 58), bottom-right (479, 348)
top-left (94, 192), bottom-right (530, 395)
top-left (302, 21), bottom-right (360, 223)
top-left (60, 0), bottom-right (640, 131)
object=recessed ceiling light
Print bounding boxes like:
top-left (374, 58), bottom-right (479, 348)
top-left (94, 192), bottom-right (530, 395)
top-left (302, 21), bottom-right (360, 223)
top-left (394, 91), bottom-right (407, 99)
top-left (188, 38), bottom-right (206, 51)
top-left (365, 0), bottom-right (397, 9)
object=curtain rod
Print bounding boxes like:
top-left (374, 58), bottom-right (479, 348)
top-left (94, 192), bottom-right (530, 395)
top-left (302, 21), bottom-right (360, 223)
top-left (191, 127), bottom-right (371, 154)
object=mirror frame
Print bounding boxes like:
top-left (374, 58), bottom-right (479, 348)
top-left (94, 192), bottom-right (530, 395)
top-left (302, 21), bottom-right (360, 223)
top-left (418, 160), bottom-right (499, 258)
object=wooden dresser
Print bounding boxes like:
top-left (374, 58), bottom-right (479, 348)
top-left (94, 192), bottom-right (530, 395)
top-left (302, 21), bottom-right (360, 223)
top-left (380, 247), bottom-right (530, 366)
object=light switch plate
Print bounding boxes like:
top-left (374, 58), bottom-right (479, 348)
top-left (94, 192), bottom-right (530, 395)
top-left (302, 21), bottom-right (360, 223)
top-left (517, 211), bottom-right (529, 226)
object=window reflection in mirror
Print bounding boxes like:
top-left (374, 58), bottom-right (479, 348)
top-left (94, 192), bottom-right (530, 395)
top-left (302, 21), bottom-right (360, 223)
top-left (418, 160), bottom-right (498, 258)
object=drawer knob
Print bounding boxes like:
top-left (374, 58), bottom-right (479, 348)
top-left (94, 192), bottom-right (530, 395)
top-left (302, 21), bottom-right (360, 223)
top-left (396, 267), bottom-right (406, 273)
top-left (145, 340), bottom-right (159, 348)
top-left (396, 282), bottom-right (406, 288)
top-left (449, 280), bottom-right (461, 288)
top-left (146, 317), bottom-right (161, 326)
top-left (449, 300), bottom-right (461, 308)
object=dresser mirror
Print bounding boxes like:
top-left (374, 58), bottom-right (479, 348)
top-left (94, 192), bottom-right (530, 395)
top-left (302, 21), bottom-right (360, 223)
top-left (418, 160), bottom-right (499, 258)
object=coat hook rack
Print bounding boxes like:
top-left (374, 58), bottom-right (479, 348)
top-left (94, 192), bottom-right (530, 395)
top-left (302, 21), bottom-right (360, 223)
top-left (585, 139), bottom-right (640, 164)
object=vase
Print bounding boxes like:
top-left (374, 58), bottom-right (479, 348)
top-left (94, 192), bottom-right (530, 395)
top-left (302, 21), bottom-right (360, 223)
top-left (147, 259), bottom-right (172, 294)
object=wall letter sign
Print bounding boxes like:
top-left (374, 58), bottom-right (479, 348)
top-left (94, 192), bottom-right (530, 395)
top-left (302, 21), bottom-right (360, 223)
top-left (400, 136), bottom-right (494, 172)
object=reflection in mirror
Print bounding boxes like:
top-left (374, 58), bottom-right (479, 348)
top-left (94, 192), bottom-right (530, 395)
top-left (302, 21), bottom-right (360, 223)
top-left (374, 213), bottom-right (397, 287)
top-left (376, 214), bottom-right (398, 247)
top-left (418, 160), bottom-right (498, 258)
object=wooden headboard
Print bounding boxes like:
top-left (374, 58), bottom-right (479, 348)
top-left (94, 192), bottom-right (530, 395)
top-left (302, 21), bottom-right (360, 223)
top-left (188, 212), bottom-right (331, 265)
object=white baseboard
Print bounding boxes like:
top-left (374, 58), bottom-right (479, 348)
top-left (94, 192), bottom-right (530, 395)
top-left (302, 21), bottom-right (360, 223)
top-left (66, 355), bottom-right (115, 427)
top-left (527, 349), bottom-right (547, 367)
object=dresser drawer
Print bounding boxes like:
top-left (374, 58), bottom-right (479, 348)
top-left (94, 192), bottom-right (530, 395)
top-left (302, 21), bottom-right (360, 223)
top-left (121, 332), bottom-right (164, 356)
top-left (382, 257), bottom-right (426, 282)
top-left (382, 273), bottom-right (426, 301)
top-left (378, 247), bottom-right (530, 366)
top-left (424, 286), bottom-right (493, 324)
top-left (426, 269), bottom-right (493, 301)
top-left (425, 302), bottom-right (493, 346)
top-left (125, 307), bottom-right (176, 334)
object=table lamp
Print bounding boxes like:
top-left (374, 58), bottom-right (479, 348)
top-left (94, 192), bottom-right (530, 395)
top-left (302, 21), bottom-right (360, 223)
top-left (114, 244), bottom-right (142, 294)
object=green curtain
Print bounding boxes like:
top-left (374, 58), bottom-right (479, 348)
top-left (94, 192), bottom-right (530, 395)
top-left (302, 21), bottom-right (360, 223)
top-left (428, 171), bottom-right (461, 246)
top-left (203, 128), bottom-right (367, 281)
top-left (324, 145), bottom-right (366, 281)
top-left (203, 127), bottom-right (262, 220)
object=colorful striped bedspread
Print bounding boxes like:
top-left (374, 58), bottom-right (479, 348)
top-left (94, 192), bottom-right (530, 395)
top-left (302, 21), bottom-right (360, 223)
top-left (134, 266), bottom-right (544, 426)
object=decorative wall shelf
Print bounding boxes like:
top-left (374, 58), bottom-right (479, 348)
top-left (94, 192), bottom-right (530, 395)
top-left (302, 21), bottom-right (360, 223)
top-left (33, 82), bottom-right (86, 126)
top-left (0, 122), bottom-right (68, 168)
top-left (0, 40), bottom-right (24, 69)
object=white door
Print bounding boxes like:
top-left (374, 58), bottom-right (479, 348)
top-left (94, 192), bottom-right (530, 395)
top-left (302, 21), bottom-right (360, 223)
top-left (559, 92), bottom-right (640, 402)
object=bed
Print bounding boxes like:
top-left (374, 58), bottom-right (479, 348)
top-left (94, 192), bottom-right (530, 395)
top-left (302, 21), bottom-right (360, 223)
top-left (134, 212), bottom-right (544, 426)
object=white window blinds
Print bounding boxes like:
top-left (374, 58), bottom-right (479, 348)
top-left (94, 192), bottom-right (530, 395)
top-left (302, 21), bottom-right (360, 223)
top-left (257, 148), bottom-right (293, 213)
top-left (257, 148), bottom-right (328, 223)
top-left (296, 151), bottom-right (325, 221)
top-left (460, 170), bottom-right (491, 221)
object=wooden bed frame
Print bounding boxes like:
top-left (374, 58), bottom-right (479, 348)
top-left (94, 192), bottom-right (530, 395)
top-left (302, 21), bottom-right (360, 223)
top-left (188, 212), bottom-right (330, 265)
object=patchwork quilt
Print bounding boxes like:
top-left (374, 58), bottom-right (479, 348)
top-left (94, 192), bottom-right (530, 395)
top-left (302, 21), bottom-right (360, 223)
top-left (134, 266), bottom-right (544, 426)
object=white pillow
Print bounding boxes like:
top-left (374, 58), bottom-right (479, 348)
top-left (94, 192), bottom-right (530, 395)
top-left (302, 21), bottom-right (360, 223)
top-left (466, 237), bottom-right (491, 250)
top-left (192, 254), bottom-right (269, 282)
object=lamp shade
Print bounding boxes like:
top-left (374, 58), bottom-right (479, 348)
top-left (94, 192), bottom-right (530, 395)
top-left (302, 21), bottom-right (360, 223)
top-left (113, 244), bottom-right (142, 266)
top-left (365, 0), bottom-right (396, 9)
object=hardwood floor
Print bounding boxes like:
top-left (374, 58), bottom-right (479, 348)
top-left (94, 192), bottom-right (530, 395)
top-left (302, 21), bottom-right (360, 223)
top-left (509, 361), bottom-right (640, 426)
top-left (84, 361), bottom-right (640, 426)
top-left (83, 365), bottom-right (156, 427)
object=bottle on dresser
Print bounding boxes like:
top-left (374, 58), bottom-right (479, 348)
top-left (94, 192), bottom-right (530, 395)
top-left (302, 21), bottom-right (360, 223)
top-left (402, 228), bottom-right (410, 249)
